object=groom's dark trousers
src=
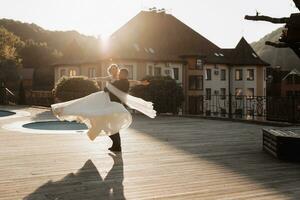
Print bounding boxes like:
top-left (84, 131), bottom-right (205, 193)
top-left (104, 79), bottom-right (130, 150)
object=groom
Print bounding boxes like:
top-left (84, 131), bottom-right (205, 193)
top-left (105, 68), bottom-right (130, 152)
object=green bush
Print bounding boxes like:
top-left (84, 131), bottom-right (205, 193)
top-left (53, 76), bottom-right (100, 102)
top-left (130, 76), bottom-right (184, 114)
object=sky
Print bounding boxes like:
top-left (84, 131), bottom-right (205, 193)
top-left (0, 0), bottom-right (298, 48)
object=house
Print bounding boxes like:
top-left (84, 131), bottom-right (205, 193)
top-left (53, 61), bottom-right (101, 84)
top-left (20, 68), bottom-right (34, 89)
top-left (268, 68), bottom-right (300, 97)
top-left (184, 37), bottom-right (269, 116)
top-left (53, 9), bottom-right (268, 116)
top-left (53, 9), bottom-right (218, 97)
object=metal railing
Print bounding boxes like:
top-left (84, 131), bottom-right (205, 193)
top-left (187, 95), bottom-right (300, 123)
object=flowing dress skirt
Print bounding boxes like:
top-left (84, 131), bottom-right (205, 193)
top-left (51, 91), bottom-right (132, 140)
top-left (51, 83), bottom-right (156, 141)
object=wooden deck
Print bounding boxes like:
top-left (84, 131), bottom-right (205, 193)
top-left (1, 106), bottom-right (300, 199)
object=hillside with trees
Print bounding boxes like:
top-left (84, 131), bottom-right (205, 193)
top-left (251, 27), bottom-right (300, 71)
top-left (0, 18), bottom-right (101, 90)
top-left (0, 19), bottom-right (101, 64)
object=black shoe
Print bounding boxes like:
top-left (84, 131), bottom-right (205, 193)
top-left (109, 146), bottom-right (122, 152)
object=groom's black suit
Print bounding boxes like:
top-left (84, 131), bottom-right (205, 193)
top-left (105, 78), bottom-right (130, 151)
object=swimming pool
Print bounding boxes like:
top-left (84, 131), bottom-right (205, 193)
top-left (0, 110), bottom-right (16, 117)
top-left (22, 121), bottom-right (87, 131)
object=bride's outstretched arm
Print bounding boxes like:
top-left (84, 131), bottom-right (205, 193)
top-left (129, 80), bottom-right (149, 87)
top-left (90, 76), bottom-right (112, 82)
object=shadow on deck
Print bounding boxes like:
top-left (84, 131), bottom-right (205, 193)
top-left (24, 153), bottom-right (124, 200)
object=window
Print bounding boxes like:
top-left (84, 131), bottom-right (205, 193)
top-left (235, 88), bottom-right (243, 98)
top-left (124, 65), bottom-right (134, 79)
top-left (220, 88), bottom-right (226, 99)
top-left (154, 67), bottom-right (161, 76)
top-left (246, 69), bottom-right (254, 81)
top-left (147, 65), bottom-right (153, 76)
top-left (235, 69), bottom-right (243, 80)
top-left (206, 88), bottom-right (211, 100)
top-left (173, 68), bottom-right (179, 80)
top-left (189, 76), bottom-right (203, 90)
top-left (69, 69), bottom-right (77, 76)
top-left (60, 69), bottom-right (66, 77)
top-left (88, 67), bottom-right (96, 78)
top-left (221, 69), bottom-right (226, 81)
top-left (196, 59), bottom-right (203, 69)
top-left (246, 88), bottom-right (254, 99)
top-left (206, 69), bottom-right (212, 80)
top-left (164, 69), bottom-right (173, 77)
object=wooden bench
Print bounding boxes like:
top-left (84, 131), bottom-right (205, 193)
top-left (263, 128), bottom-right (300, 161)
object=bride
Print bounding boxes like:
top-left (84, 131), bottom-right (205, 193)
top-left (51, 64), bottom-right (156, 141)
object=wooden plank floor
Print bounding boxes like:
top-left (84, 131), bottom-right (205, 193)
top-left (0, 106), bottom-right (300, 199)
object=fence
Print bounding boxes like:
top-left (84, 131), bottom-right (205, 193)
top-left (188, 95), bottom-right (300, 123)
top-left (30, 91), bottom-right (54, 107)
top-left (4, 88), bottom-right (300, 124)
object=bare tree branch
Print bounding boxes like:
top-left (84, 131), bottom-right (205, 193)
top-left (266, 41), bottom-right (300, 57)
top-left (245, 15), bottom-right (289, 24)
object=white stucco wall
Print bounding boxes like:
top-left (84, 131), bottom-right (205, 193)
top-left (146, 62), bottom-right (183, 83)
top-left (230, 66), bottom-right (257, 96)
top-left (54, 66), bottom-right (81, 84)
top-left (203, 64), bottom-right (229, 95)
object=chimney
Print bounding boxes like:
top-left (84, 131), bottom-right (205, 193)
top-left (149, 7), bottom-right (157, 13)
top-left (157, 8), bottom-right (166, 14)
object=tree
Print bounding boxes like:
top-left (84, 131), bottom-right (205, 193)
top-left (53, 76), bottom-right (100, 102)
top-left (0, 26), bottom-right (24, 60)
top-left (19, 40), bottom-right (62, 68)
top-left (245, 0), bottom-right (300, 58)
top-left (62, 39), bottom-right (84, 61)
top-left (0, 27), bottom-right (24, 89)
top-left (19, 40), bottom-right (62, 90)
top-left (130, 76), bottom-right (184, 114)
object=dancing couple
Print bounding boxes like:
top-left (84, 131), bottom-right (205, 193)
top-left (51, 64), bottom-right (156, 152)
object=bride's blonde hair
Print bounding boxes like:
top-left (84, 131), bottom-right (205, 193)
top-left (107, 64), bottom-right (119, 75)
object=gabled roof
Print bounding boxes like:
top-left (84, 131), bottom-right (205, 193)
top-left (282, 68), bottom-right (300, 80)
top-left (102, 11), bottom-right (220, 61)
top-left (205, 37), bottom-right (269, 66)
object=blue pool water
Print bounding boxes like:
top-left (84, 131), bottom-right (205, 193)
top-left (0, 110), bottom-right (16, 117)
top-left (22, 121), bottom-right (88, 130)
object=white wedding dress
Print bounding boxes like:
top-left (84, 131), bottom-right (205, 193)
top-left (51, 83), bottom-right (156, 140)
